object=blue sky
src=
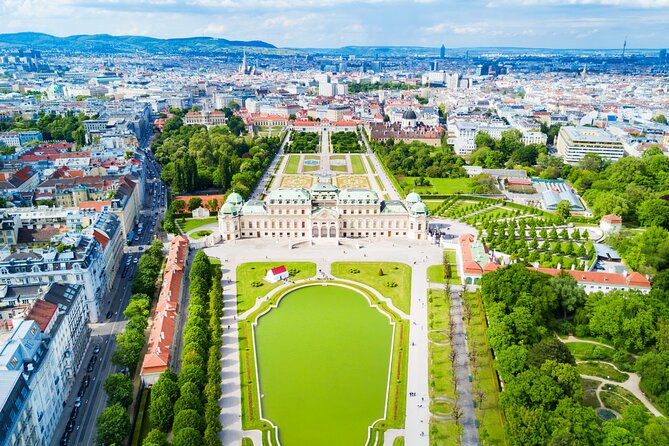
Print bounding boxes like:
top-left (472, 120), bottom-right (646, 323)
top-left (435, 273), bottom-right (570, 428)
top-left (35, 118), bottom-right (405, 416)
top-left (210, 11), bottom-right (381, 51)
top-left (1, 0), bottom-right (668, 48)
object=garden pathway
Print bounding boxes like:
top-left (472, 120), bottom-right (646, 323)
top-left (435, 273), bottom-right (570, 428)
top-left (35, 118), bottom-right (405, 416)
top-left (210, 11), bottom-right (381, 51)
top-left (250, 131), bottom-right (289, 200)
top-left (580, 369), bottom-right (663, 416)
top-left (360, 127), bottom-right (402, 200)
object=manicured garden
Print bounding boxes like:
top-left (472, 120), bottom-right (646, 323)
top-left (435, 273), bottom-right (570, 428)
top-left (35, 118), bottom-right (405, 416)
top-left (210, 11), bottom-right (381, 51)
top-left (286, 131), bottom-right (319, 153)
top-left (400, 177), bottom-right (476, 195)
top-left (576, 361), bottom-right (629, 382)
top-left (427, 288), bottom-right (460, 445)
top-left (255, 286), bottom-right (393, 445)
top-left (350, 154), bottom-right (367, 174)
top-left (235, 262), bottom-right (317, 314)
top-left (331, 131), bottom-right (363, 153)
top-left (179, 216), bottom-right (218, 233)
top-left (284, 155), bottom-right (300, 174)
top-left (331, 262), bottom-right (412, 314)
top-left (239, 280), bottom-right (409, 446)
top-left (191, 230), bottom-right (212, 239)
top-left (462, 291), bottom-right (507, 445)
top-left (303, 155), bottom-right (320, 172)
top-left (427, 250), bottom-right (459, 285)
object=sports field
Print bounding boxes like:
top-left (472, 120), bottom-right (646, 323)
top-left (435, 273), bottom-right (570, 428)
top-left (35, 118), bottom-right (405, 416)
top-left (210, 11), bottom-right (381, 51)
top-left (255, 285), bottom-right (393, 445)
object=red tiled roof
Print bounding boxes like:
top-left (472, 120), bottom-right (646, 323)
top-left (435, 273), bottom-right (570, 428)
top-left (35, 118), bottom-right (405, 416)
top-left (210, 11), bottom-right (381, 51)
top-left (270, 265), bottom-right (287, 276)
top-left (25, 299), bottom-right (58, 332)
top-left (531, 268), bottom-right (650, 289)
top-left (141, 236), bottom-right (189, 377)
top-left (601, 214), bottom-right (622, 224)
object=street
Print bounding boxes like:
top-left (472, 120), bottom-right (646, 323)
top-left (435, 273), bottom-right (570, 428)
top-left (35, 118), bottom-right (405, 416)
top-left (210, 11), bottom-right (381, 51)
top-left (50, 149), bottom-right (167, 446)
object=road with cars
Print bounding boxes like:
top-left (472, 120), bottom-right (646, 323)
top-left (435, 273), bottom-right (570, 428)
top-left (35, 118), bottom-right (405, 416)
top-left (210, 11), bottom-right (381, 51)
top-left (51, 149), bottom-right (167, 446)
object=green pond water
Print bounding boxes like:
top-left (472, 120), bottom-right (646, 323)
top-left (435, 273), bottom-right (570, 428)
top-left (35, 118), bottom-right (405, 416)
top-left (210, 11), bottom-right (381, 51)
top-left (255, 285), bottom-right (393, 445)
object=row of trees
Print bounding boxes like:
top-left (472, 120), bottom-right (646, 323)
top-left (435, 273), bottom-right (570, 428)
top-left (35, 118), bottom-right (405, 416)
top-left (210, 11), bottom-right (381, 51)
top-left (330, 131), bottom-right (362, 153)
top-left (154, 118), bottom-right (280, 195)
top-left (479, 264), bottom-right (669, 445)
top-left (95, 241), bottom-right (165, 446)
top-left (146, 251), bottom-right (224, 446)
top-left (285, 131), bottom-right (319, 153)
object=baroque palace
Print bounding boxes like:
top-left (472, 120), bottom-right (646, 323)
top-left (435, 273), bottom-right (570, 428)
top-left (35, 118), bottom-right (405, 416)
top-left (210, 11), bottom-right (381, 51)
top-left (217, 183), bottom-right (429, 241)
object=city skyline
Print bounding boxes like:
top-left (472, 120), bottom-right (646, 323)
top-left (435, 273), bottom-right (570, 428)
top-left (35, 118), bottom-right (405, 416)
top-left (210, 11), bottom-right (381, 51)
top-left (1, 0), bottom-right (668, 49)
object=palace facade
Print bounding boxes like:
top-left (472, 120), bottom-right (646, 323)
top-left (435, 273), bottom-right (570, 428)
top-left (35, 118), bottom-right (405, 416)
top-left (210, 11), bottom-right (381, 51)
top-left (217, 184), bottom-right (429, 242)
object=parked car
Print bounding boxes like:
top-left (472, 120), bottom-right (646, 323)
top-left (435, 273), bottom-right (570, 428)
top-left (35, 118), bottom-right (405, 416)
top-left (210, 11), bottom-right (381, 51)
top-left (83, 374), bottom-right (91, 387)
top-left (106, 311), bottom-right (113, 319)
top-left (66, 419), bottom-right (75, 433)
top-left (70, 407), bottom-right (78, 420)
top-left (77, 385), bottom-right (85, 397)
top-left (93, 344), bottom-right (100, 354)
top-left (74, 397), bottom-right (81, 407)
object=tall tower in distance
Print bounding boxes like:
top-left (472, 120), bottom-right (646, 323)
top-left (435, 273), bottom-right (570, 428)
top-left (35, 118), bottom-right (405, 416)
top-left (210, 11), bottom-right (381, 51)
top-left (440, 44), bottom-right (446, 59)
top-left (239, 50), bottom-right (249, 74)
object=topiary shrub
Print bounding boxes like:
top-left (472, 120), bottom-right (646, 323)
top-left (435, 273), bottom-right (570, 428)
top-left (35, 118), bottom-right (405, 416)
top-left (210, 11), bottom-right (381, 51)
top-left (385, 281), bottom-right (398, 288)
top-left (250, 281), bottom-right (263, 288)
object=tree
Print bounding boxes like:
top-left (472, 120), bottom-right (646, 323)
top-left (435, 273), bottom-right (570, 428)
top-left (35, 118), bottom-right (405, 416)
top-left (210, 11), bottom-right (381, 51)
top-left (227, 115), bottom-right (246, 136)
top-left (549, 397), bottom-right (603, 445)
top-left (173, 427), bottom-right (203, 446)
top-left (173, 409), bottom-right (205, 434)
top-left (152, 369), bottom-right (180, 403)
top-left (144, 429), bottom-right (169, 446)
top-left (188, 197), bottom-right (203, 211)
top-left (173, 199), bottom-right (186, 213)
top-left (637, 198), bottom-right (669, 229)
top-left (496, 344), bottom-right (528, 382)
top-left (636, 351), bottom-right (669, 396)
top-left (651, 114), bottom-right (668, 124)
top-left (206, 198), bottom-right (219, 212)
top-left (149, 394), bottom-right (175, 431)
top-left (96, 403), bottom-right (131, 446)
top-left (556, 200), bottom-right (571, 221)
top-left (526, 337), bottom-right (575, 369)
top-left (104, 373), bottom-right (134, 407)
top-left (178, 364), bottom-right (207, 390)
top-left (112, 328), bottom-right (145, 369)
top-left (550, 272), bottom-right (586, 320)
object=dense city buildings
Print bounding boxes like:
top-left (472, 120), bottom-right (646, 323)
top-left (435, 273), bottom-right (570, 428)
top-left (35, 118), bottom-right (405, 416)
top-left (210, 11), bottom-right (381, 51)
top-left (0, 23), bottom-right (667, 446)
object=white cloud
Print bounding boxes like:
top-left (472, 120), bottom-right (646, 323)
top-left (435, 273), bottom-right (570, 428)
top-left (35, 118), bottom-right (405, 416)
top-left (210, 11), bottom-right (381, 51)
top-left (487, 0), bottom-right (669, 8)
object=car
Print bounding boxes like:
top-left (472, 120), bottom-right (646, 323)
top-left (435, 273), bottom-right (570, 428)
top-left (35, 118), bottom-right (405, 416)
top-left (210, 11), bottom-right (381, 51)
top-left (86, 363), bottom-right (94, 372)
top-left (93, 344), bottom-right (100, 354)
top-left (133, 236), bottom-right (139, 242)
top-left (90, 355), bottom-right (97, 365)
top-left (77, 385), bottom-right (85, 397)
top-left (74, 397), bottom-right (81, 407)
top-left (126, 257), bottom-right (132, 264)
top-left (133, 257), bottom-right (138, 264)
top-left (83, 374), bottom-right (91, 387)
top-left (66, 419), bottom-right (75, 433)
top-left (60, 433), bottom-right (69, 446)
top-left (138, 247), bottom-right (144, 251)
top-left (106, 311), bottom-right (113, 319)
top-left (120, 367), bottom-right (130, 377)
top-left (69, 407), bottom-right (78, 420)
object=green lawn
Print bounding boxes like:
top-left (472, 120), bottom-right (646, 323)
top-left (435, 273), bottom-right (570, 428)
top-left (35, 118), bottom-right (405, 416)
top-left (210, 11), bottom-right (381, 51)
top-left (191, 229), bottom-right (212, 239)
top-left (284, 155), bottom-right (300, 174)
top-left (350, 154), bottom-right (367, 174)
top-left (402, 177), bottom-right (476, 195)
top-left (331, 262), bottom-right (412, 314)
top-left (427, 250), bottom-right (459, 285)
top-left (428, 288), bottom-right (456, 413)
top-left (236, 262), bottom-right (317, 314)
top-left (576, 362), bottom-right (628, 382)
top-left (582, 378), bottom-right (601, 408)
top-left (565, 342), bottom-right (635, 372)
top-left (393, 437), bottom-right (405, 446)
top-left (463, 291), bottom-right (507, 446)
top-left (179, 216), bottom-right (218, 233)
top-left (255, 286), bottom-right (393, 446)
top-left (429, 417), bottom-right (461, 446)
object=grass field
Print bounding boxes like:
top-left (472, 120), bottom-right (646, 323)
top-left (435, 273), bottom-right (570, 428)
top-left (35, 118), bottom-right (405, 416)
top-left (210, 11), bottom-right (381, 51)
top-left (424, 200), bottom-right (443, 213)
top-left (427, 287), bottom-right (459, 446)
top-left (576, 361), bottom-right (628, 382)
top-left (191, 229), bottom-right (212, 239)
top-left (351, 154), bottom-right (367, 174)
top-left (565, 342), bottom-right (635, 372)
top-left (256, 286), bottom-right (393, 446)
top-left (463, 291), bottom-right (507, 446)
top-left (402, 177), bottom-right (475, 194)
top-left (284, 155), bottom-right (300, 174)
top-left (179, 217), bottom-right (218, 233)
top-left (427, 250), bottom-right (459, 285)
top-left (236, 262), bottom-right (317, 314)
top-left (331, 262), bottom-right (412, 314)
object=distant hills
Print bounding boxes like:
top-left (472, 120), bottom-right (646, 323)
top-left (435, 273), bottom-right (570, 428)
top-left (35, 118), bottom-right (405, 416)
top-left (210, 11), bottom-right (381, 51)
top-left (0, 32), bottom-right (278, 54)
